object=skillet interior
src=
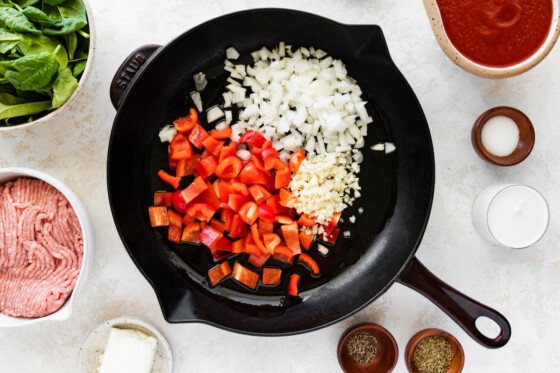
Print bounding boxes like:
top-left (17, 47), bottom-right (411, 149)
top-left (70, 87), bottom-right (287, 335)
top-left (107, 9), bottom-right (434, 334)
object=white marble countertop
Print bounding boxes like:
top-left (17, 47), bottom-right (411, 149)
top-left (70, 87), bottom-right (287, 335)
top-left (1, 0), bottom-right (559, 372)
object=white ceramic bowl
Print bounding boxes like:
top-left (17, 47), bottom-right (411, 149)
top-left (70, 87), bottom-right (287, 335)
top-left (0, 167), bottom-right (94, 327)
top-left (0, 0), bottom-right (96, 132)
top-left (423, 0), bottom-right (560, 79)
top-left (78, 317), bottom-right (173, 373)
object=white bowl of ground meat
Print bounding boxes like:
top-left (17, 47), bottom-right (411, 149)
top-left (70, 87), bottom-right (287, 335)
top-left (0, 168), bottom-right (93, 327)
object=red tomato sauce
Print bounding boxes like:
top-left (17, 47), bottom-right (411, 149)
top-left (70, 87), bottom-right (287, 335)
top-left (437, 0), bottom-right (554, 67)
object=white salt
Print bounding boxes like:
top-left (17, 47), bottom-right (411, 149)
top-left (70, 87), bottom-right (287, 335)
top-left (480, 116), bottom-right (519, 157)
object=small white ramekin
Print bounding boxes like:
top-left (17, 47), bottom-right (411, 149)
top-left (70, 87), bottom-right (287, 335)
top-left (0, 167), bottom-right (94, 327)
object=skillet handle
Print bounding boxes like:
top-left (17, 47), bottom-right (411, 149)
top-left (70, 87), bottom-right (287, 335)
top-left (397, 257), bottom-right (511, 348)
top-left (110, 44), bottom-right (162, 110)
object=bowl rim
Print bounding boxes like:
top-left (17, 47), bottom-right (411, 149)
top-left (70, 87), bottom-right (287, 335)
top-left (0, 167), bottom-right (93, 326)
top-left (423, 0), bottom-right (560, 79)
top-left (0, 0), bottom-right (96, 132)
top-left (404, 328), bottom-right (465, 373)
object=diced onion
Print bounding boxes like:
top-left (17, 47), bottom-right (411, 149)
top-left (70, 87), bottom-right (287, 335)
top-left (158, 125), bottom-right (177, 143)
top-left (190, 91), bottom-right (203, 112)
top-left (207, 105), bottom-right (225, 123)
top-left (226, 47), bottom-right (240, 60)
top-left (193, 72), bottom-right (207, 91)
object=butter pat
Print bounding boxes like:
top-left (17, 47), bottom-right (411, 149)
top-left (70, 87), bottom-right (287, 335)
top-left (98, 327), bottom-right (157, 373)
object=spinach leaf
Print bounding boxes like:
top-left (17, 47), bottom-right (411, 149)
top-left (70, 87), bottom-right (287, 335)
top-left (43, 0), bottom-right (66, 5)
top-left (63, 30), bottom-right (75, 58)
top-left (13, 0), bottom-right (40, 7)
top-left (22, 6), bottom-right (58, 26)
top-left (42, 0), bottom-right (86, 35)
top-left (71, 58), bottom-right (84, 76)
top-left (0, 27), bottom-right (20, 53)
top-left (0, 99), bottom-right (50, 120)
top-left (1, 45), bottom-right (60, 90)
top-left (0, 7), bottom-right (41, 34)
top-left (0, 91), bottom-right (28, 104)
top-left (51, 66), bottom-right (75, 108)
top-left (17, 31), bottom-right (67, 69)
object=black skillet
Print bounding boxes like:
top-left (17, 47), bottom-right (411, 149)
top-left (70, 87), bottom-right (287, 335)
top-left (107, 9), bottom-right (511, 348)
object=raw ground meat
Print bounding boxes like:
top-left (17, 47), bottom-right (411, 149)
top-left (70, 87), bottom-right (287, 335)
top-left (0, 178), bottom-right (83, 318)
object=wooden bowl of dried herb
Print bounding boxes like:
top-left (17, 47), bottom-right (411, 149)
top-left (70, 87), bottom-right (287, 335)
top-left (405, 328), bottom-right (465, 373)
top-left (337, 322), bottom-right (398, 373)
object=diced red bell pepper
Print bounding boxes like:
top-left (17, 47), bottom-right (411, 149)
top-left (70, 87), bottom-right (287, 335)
top-left (186, 203), bottom-right (217, 222)
top-left (251, 140), bottom-right (272, 156)
top-left (298, 214), bottom-right (317, 227)
top-left (262, 267), bottom-right (282, 285)
top-left (201, 148), bottom-right (212, 159)
top-left (257, 203), bottom-right (275, 223)
top-left (200, 181), bottom-right (221, 210)
top-left (188, 123), bottom-right (209, 149)
top-left (172, 190), bottom-right (190, 214)
top-left (278, 188), bottom-right (296, 208)
top-left (275, 167), bottom-right (291, 189)
top-left (148, 206), bottom-right (169, 227)
top-left (244, 233), bottom-right (261, 256)
top-left (210, 247), bottom-right (231, 262)
top-left (215, 156), bottom-right (243, 180)
top-left (275, 214), bottom-right (292, 225)
top-left (232, 262), bottom-right (260, 290)
top-left (154, 192), bottom-right (172, 207)
top-left (173, 108), bottom-right (198, 133)
top-left (210, 127), bottom-right (232, 139)
top-left (199, 225), bottom-right (223, 249)
top-left (217, 182), bottom-right (234, 204)
top-left (239, 129), bottom-right (267, 148)
top-left (195, 155), bottom-right (218, 179)
top-left (170, 132), bottom-right (193, 160)
top-left (209, 219), bottom-right (226, 233)
top-left (231, 179), bottom-right (250, 196)
top-left (167, 210), bottom-right (183, 243)
top-left (264, 158), bottom-right (285, 171)
top-left (219, 141), bottom-right (237, 163)
top-left (176, 154), bottom-right (199, 178)
top-left (214, 236), bottom-right (233, 252)
top-left (288, 274), bottom-right (300, 296)
top-left (208, 261), bottom-right (231, 287)
top-left (298, 253), bottom-right (320, 275)
top-left (239, 201), bottom-right (259, 225)
top-left (251, 155), bottom-right (265, 171)
top-left (281, 222), bottom-right (301, 254)
top-left (299, 232), bottom-right (314, 250)
top-left (323, 213), bottom-right (341, 236)
top-left (239, 162), bottom-right (269, 185)
top-left (182, 214), bottom-right (195, 226)
top-left (201, 136), bottom-right (224, 158)
top-left (157, 170), bottom-right (181, 189)
top-left (259, 219), bottom-right (274, 235)
top-left (321, 227), bottom-right (340, 244)
top-left (181, 176), bottom-right (208, 204)
top-left (229, 214), bottom-right (249, 238)
top-left (251, 223), bottom-right (268, 254)
top-left (248, 252), bottom-right (270, 268)
top-left (265, 170), bottom-right (276, 193)
top-left (261, 148), bottom-right (279, 162)
top-left (289, 150), bottom-right (305, 172)
top-left (228, 194), bottom-right (252, 212)
top-left (232, 237), bottom-right (245, 253)
top-left (273, 245), bottom-right (294, 264)
top-left (181, 222), bottom-right (200, 243)
top-left (168, 146), bottom-right (177, 171)
top-left (263, 233), bottom-right (281, 253)
top-left (221, 208), bottom-right (235, 232)
top-left (248, 185), bottom-right (272, 204)
top-left (266, 194), bottom-right (289, 214)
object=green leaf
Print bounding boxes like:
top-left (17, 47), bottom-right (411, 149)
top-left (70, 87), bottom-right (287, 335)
top-left (13, 0), bottom-right (40, 7)
top-left (0, 99), bottom-right (50, 120)
top-left (51, 67), bottom-right (76, 108)
top-left (43, 0), bottom-right (66, 5)
top-left (0, 91), bottom-right (28, 105)
top-left (71, 58), bottom-right (84, 76)
top-left (63, 30), bottom-right (76, 59)
top-left (0, 7), bottom-right (41, 34)
top-left (16, 31), bottom-right (67, 69)
top-left (22, 6), bottom-right (58, 26)
top-left (42, 0), bottom-right (86, 36)
top-left (1, 47), bottom-right (60, 90)
top-left (0, 27), bottom-right (20, 53)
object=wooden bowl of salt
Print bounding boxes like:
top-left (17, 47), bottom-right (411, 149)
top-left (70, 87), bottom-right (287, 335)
top-left (471, 106), bottom-right (535, 166)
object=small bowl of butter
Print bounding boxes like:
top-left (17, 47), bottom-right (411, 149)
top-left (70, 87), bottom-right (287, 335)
top-left (79, 317), bottom-right (173, 373)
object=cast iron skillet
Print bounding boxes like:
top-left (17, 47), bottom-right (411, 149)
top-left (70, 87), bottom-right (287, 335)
top-left (107, 9), bottom-right (511, 347)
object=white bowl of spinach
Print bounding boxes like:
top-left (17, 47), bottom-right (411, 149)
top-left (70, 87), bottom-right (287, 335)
top-left (0, 0), bottom-right (94, 129)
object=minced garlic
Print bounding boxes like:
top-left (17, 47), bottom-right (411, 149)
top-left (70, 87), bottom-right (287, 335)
top-left (289, 152), bottom-right (360, 225)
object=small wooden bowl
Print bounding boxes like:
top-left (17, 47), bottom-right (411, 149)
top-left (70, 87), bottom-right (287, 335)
top-left (471, 106), bottom-right (535, 166)
top-left (337, 323), bottom-right (398, 373)
top-left (405, 328), bottom-right (465, 373)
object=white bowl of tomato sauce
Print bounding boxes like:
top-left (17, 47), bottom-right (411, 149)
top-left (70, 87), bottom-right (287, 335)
top-left (424, 0), bottom-right (560, 78)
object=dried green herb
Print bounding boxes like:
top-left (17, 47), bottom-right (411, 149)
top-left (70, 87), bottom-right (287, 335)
top-left (347, 332), bottom-right (378, 364)
top-left (412, 335), bottom-right (453, 373)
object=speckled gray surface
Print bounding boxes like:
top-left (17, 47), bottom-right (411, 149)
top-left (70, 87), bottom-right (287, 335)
top-left (0, 0), bottom-right (559, 372)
